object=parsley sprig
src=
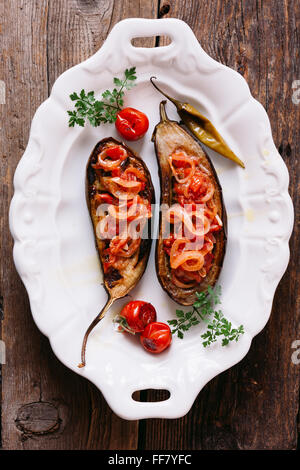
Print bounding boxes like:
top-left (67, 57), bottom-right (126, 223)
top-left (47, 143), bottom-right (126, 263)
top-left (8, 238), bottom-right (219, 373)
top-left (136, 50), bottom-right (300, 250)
top-left (167, 286), bottom-right (244, 347)
top-left (67, 67), bottom-right (137, 127)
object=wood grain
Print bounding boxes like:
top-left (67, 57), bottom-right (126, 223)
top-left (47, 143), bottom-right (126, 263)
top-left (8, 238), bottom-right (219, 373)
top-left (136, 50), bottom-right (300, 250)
top-left (0, 0), bottom-right (158, 450)
top-left (0, 0), bottom-right (299, 450)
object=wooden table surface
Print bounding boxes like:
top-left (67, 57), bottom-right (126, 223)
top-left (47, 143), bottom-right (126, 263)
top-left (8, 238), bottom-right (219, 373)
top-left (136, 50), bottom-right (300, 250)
top-left (0, 0), bottom-right (299, 450)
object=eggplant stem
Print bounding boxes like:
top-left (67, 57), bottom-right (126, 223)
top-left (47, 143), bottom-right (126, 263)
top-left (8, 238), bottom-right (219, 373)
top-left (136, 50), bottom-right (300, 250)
top-left (159, 100), bottom-right (169, 122)
top-left (78, 296), bottom-right (114, 368)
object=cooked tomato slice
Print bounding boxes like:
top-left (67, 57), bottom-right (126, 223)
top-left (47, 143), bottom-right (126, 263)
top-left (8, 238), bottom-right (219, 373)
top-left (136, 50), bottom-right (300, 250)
top-left (120, 301), bottom-right (157, 333)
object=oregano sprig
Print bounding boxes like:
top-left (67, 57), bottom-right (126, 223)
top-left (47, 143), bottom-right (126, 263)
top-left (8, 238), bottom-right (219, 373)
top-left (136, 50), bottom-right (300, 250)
top-left (167, 286), bottom-right (244, 347)
top-left (67, 67), bottom-right (137, 127)
top-left (201, 311), bottom-right (245, 347)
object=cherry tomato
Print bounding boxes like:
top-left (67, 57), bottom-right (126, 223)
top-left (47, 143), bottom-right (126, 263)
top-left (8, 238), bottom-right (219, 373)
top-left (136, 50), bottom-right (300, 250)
top-left (120, 301), bottom-right (156, 333)
top-left (115, 107), bottom-right (149, 141)
top-left (140, 322), bottom-right (172, 354)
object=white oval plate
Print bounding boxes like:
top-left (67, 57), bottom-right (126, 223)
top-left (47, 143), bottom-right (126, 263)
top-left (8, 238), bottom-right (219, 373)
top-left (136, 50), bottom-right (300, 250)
top-left (9, 18), bottom-right (294, 420)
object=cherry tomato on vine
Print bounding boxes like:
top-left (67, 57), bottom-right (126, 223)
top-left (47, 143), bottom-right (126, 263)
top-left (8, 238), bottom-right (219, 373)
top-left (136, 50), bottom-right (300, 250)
top-left (115, 107), bottom-right (149, 141)
top-left (140, 322), bottom-right (172, 354)
top-left (120, 301), bottom-right (157, 333)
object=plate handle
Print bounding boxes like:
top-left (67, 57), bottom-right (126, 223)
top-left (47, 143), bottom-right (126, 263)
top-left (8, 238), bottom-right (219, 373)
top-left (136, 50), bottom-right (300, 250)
top-left (107, 383), bottom-right (191, 420)
top-left (104, 17), bottom-right (198, 52)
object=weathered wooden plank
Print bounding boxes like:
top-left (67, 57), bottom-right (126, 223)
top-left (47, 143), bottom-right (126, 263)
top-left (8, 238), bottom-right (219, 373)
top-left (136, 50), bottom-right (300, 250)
top-left (0, 0), bottom-right (50, 450)
top-left (0, 0), bottom-right (158, 450)
top-left (140, 0), bottom-right (300, 450)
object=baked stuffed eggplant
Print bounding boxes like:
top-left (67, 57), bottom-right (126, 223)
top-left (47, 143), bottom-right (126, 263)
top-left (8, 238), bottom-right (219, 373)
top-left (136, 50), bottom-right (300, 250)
top-left (152, 101), bottom-right (227, 306)
top-left (79, 137), bottom-right (154, 367)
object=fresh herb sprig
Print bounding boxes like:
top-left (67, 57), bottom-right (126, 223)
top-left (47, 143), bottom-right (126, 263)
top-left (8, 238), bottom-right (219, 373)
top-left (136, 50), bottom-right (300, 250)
top-left (167, 286), bottom-right (244, 347)
top-left (67, 67), bottom-right (137, 128)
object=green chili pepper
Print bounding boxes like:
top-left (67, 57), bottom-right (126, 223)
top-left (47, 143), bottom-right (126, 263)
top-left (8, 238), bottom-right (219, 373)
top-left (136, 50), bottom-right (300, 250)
top-left (150, 77), bottom-right (245, 169)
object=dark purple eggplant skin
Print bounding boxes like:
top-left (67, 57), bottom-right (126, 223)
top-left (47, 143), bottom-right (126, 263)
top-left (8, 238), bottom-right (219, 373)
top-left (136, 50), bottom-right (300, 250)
top-left (86, 137), bottom-right (155, 301)
top-left (152, 104), bottom-right (227, 306)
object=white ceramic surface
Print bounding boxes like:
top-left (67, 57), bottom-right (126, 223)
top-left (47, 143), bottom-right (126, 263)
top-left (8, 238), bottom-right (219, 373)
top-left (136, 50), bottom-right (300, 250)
top-left (9, 18), bottom-right (294, 420)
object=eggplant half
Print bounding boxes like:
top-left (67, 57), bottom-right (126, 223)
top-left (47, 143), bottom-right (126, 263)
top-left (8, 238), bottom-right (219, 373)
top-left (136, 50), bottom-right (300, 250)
top-left (152, 102), bottom-right (227, 306)
top-left (79, 137), bottom-right (154, 367)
